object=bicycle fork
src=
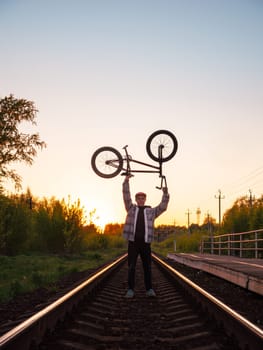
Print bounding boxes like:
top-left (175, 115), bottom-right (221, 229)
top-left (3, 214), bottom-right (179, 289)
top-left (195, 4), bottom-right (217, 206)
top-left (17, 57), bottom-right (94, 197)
top-left (156, 145), bottom-right (167, 190)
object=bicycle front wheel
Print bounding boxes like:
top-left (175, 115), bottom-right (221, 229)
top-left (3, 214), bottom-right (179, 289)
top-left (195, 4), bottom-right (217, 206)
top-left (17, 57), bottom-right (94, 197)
top-left (91, 147), bottom-right (123, 178)
top-left (146, 130), bottom-right (178, 162)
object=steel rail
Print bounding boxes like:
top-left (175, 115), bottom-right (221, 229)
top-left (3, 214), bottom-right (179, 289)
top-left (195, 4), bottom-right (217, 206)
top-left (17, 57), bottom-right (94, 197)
top-left (1, 253), bottom-right (262, 350)
top-left (153, 253), bottom-right (263, 350)
top-left (0, 253), bottom-right (127, 350)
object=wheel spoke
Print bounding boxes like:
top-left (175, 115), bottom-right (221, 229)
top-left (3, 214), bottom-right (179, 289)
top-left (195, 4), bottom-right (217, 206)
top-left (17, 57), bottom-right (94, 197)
top-left (146, 130), bottom-right (178, 162)
top-left (91, 146), bottom-right (123, 178)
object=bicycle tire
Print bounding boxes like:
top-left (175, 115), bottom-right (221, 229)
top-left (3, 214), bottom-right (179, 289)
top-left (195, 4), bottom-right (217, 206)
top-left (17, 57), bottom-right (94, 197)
top-left (91, 146), bottom-right (123, 178)
top-left (146, 130), bottom-right (178, 162)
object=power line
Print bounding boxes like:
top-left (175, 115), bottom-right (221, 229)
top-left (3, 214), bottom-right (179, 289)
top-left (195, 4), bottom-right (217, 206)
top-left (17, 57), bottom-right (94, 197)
top-left (222, 166), bottom-right (263, 200)
top-left (186, 166), bottom-right (263, 225)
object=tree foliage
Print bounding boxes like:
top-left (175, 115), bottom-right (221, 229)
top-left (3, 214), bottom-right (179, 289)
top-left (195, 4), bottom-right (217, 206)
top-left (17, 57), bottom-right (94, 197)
top-left (0, 194), bottom-right (31, 255)
top-left (222, 195), bottom-right (263, 233)
top-left (0, 192), bottom-right (92, 255)
top-left (104, 223), bottom-right (123, 235)
top-left (0, 94), bottom-right (46, 189)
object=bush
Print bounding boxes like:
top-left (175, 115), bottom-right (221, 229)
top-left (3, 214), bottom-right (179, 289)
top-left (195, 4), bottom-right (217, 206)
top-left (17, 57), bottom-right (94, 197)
top-left (152, 231), bottom-right (205, 256)
top-left (0, 196), bottom-right (31, 255)
top-left (176, 232), bottom-right (202, 252)
top-left (10, 280), bottom-right (26, 297)
top-left (84, 233), bottom-right (126, 251)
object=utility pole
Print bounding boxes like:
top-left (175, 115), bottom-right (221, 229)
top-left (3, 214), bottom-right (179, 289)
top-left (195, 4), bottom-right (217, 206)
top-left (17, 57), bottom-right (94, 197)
top-left (248, 189), bottom-right (253, 208)
top-left (215, 189), bottom-right (225, 226)
top-left (206, 211), bottom-right (211, 235)
top-left (196, 207), bottom-right (201, 226)
top-left (185, 209), bottom-right (191, 234)
top-left (206, 211), bottom-right (213, 253)
top-left (27, 196), bottom-right (33, 210)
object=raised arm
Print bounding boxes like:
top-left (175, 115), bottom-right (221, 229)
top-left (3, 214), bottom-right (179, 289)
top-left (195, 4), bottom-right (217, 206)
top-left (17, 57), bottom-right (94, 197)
top-left (153, 186), bottom-right (170, 218)
top-left (122, 175), bottom-right (133, 212)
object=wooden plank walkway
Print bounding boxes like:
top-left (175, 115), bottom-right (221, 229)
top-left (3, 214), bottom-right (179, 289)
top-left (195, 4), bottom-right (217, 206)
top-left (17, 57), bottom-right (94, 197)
top-left (167, 253), bottom-right (263, 296)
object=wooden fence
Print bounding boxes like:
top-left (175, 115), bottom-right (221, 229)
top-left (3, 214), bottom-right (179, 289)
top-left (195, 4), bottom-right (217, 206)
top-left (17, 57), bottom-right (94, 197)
top-left (201, 229), bottom-right (263, 259)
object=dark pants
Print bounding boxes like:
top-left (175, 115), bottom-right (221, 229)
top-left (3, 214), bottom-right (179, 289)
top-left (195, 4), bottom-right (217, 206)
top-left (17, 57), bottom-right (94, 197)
top-left (127, 240), bottom-right (152, 291)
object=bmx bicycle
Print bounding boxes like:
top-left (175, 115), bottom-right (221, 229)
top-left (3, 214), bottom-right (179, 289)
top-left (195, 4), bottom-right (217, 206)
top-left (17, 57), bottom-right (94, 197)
top-left (91, 130), bottom-right (178, 189)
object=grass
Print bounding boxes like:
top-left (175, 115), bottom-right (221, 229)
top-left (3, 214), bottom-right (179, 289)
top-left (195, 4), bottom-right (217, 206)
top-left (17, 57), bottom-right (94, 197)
top-left (152, 231), bottom-right (204, 256)
top-left (152, 236), bottom-right (176, 257)
top-left (0, 248), bottom-right (126, 302)
top-left (0, 232), bottom-right (204, 303)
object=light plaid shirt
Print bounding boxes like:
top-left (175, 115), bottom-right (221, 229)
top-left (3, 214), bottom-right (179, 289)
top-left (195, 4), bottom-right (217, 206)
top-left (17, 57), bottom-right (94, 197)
top-left (122, 179), bottom-right (169, 243)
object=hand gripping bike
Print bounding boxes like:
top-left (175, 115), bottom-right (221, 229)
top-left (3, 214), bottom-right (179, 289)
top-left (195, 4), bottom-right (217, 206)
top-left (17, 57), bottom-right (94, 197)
top-left (91, 130), bottom-right (178, 189)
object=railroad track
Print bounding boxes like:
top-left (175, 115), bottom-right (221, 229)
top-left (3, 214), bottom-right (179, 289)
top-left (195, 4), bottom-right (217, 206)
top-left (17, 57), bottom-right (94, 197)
top-left (0, 254), bottom-right (262, 350)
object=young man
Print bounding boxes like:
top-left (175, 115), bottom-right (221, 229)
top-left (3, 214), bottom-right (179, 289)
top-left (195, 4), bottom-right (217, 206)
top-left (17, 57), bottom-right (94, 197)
top-left (122, 175), bottom-right (170, 298)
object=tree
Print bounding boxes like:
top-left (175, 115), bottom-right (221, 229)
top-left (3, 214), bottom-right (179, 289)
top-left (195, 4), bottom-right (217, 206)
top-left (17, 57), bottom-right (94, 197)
top-left (201, 214), bottom-right (217, 234)
top-left (0, 193), bottom-right (31, 255)
top-left (250, 199), bottom-right (263, 230)
top-left (0, 94), bottom-right (46, 190)
top-left (104, 223), bottom-right (123, 235)
top-left (222, 196), bottom-right (250, 233)
top-left (63, 197), bottom-right (87, 253)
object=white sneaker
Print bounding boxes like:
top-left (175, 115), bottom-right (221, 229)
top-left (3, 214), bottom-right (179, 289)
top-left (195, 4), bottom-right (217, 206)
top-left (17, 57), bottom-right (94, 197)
top-left (125, 289), bottom-right (134, 298)
top-left (146, 289), bottom-right (156, 297)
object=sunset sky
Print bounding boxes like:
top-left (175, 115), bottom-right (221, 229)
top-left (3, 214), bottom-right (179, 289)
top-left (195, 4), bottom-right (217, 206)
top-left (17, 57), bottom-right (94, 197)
top-left (1, 0), bottom-right (263, 228)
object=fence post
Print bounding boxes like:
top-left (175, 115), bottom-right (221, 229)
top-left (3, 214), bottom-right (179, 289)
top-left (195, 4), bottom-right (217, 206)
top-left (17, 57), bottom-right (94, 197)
top-left (240, 234), bottom-right (242, 258)
top-left (211, 235), bottom-right (214, 254)
top-left (255, 231), bottom-right (258, 259)
top-left (200, 239), bottom-right (204, 254)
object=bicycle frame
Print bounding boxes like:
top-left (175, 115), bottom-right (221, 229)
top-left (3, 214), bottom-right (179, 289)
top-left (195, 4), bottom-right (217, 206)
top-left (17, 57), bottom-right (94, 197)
top-left (121, 145), bottom-right (167, 189)
top-left (92, 130), bottom-right (177, 188)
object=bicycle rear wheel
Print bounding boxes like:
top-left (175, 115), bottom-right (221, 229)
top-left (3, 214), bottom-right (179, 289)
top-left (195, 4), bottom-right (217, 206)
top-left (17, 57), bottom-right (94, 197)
top-left (146, 130), bottom-right (178, 162)
top-left (91, 147), bottom-right (123, 178)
